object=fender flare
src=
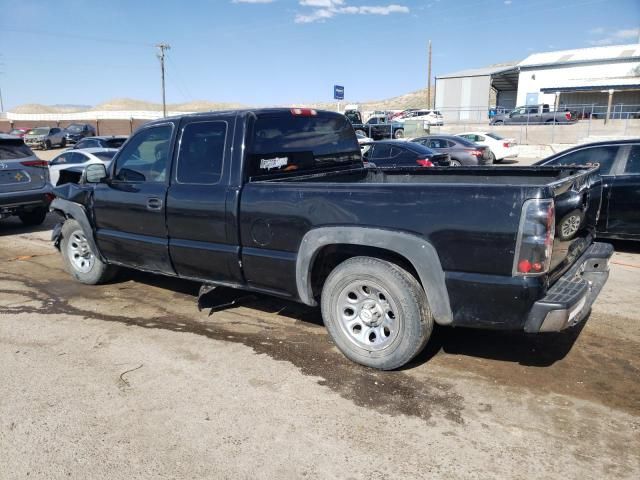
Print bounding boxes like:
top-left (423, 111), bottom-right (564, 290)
top-left (296, 227), bottom-right (453, 325)
top-left (50, 198), bottom-right (105, 262)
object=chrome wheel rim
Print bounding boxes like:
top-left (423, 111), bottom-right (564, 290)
top-left (67, 231), bottom-right (95, 273)
top-left (561, 215), bottom-right (581, 238)
top-left (336, 281), bottom-right (400, 351)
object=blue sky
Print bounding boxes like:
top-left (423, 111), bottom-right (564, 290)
top-left (0, 0), bottom-right (638, 109)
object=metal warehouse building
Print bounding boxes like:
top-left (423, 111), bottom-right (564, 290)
top-left (435, 43), bottom-right (640, 122)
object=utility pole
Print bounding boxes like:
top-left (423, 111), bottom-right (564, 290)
top-left (427, 40), bottom-right (432, 109)
top-left (156, 43), bottom-right (171, 118)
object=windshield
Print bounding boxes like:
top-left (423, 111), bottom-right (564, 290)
top-left (29, 128), bottom-right (49, 135)
top-left (247, 112), bottom-right (361, 178)
top-left (0, 140), bottom-right (35, 160)
top-left (94, 151), bottom-right (117, 161)
top-left (486, 132), bottom-right (505, 140)
top-left (66, 124), bottom-right (84, 132)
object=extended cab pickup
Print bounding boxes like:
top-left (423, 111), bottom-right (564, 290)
top-left (345, 109), bottom-right (404, 139)
top-left (51, 108), bottom-right (612, 370)
top-left (491, 104), bottom-right (577, 125)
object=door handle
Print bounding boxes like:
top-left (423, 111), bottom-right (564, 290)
top-left (146, 197), bottom-right (163, 211)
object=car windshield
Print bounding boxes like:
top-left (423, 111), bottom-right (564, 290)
top-left (0, 140), bottom-right (35, 160)
top-left (29, 128), bottom-right (49, 135)
top-left (94, 151), bottom-right (117, 161)
top-left (66, 124), bottom-right (84, 132)
top-left (486, 132), bottom-right (505, 140)
top-left (9, 129), bottom-right (23, 135)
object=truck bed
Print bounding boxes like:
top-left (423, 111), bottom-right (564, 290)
top-left (256, 166), bottom-right (587, 187)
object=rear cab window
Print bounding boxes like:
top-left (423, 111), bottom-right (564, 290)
top-left (246, 110), bottom-right (361, 179)
top-left (546, 146), bottom-right (619, 175)
top-left (0, 140), bottom-right (35, 160)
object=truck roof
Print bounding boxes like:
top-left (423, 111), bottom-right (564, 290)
top-left (145, 108), bottom-right (343, 127)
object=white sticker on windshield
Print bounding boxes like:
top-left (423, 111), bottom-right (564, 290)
top-left (260, 157), bottom-right (289, 170)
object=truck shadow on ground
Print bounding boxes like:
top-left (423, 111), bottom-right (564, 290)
top-left (0, 216), bottom-right (57, 237)
top-left (606, 239), bottom-right (640, 254)
top-left (120, 268), bottom-right (583, 370)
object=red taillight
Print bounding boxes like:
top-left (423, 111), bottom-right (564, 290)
top-left (416, 158), bottom-right (434, 167)
top-left (513, 199), bottom-right (555, 276)
top-left (470, 150), bottom-right (483, 157)
top-left (565, 112), bottom-right (571, 120)
top-left (503, 142), bottom-right (511, 148)
top-left (290, 108), bottom-right (317, 116)
top-left (21, 160), bottom-right (49, 168)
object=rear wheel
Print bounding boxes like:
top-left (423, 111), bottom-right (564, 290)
top-left (60, 138), bottom-right (67, 148)
top-left (489, 151), bottom-right (500, 163)
top-left (18, 208), bottom-right (47, 226)
top-left (448, 159), bottom-right (462, 166)
top-left (60, 219), bottom-right (117, 284)
top-left (394, 128), bottom-right (404, 139)
top-left (355, 129), bottom-right (366, 137)
top-left (493, 120), bottom-right (504, 125)
top-left (321, 257), bottom-right (433, 370)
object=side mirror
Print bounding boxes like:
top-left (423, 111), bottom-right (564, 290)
top-left (83, 163), bottom-right (108, 184)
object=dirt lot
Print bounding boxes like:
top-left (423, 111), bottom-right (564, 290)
top-left (1, 150), bottom-right (639, 479)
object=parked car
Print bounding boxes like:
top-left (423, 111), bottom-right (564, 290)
top-left (456, 131), bottom-right (519, 163)
top-left (535, 139), bottom-right (640, 241)
top-left (0, 134), bottom-right (52, 225)
top-left (362, 140), bottom-right (450, 167)
top-left (490, 104), bottom-right (577, 125)
top-left (50, 108), bottom-right (612, 370)
top-left (48, 148), bottom-right (119, 186)
top-left (24, 127), bottom-right (66, 150)
top-left (395, 109), bottom-right (444, 126)
top-left (345, 110), bottom-right (404, 140)
top-left (411, 135), bottom-right (492, 166)
top-left (71, 135), bottom-right (128, 150)
top-left (64, 123), bottom-right (96, 144)
top-left (8, 128), bottom-right (30, 138)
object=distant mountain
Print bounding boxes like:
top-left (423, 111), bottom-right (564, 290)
top-left (10, 88), bottom-right (435, 114)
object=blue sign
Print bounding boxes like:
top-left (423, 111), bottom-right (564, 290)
top-left (334, 85), bottom-right (344, 100)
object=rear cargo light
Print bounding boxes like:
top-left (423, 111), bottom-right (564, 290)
top-left (513, 198), bottom-right (555, 276)
top-left (21, 160), bottom-right (49, 168)
top-left (565, 112), bottom-right (572, 121)
top-left (290, 108), bottom-right (317, 116)
top-left (416, 158), bottom-right (434, 167)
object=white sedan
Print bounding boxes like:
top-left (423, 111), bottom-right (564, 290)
top-left (456, 132), bottom-right (519, 163)
top-left (48, 148), bottom-right (118, 186)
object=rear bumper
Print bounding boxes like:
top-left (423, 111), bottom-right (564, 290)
top-left (0, 186), bottom-right (53, 216)
top-left (524, 242), bottom-right (614, 333)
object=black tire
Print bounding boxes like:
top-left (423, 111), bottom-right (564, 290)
top-left (493, 120), bottom-right (504, 125)
top-left (321, 256), bottom-right (433, 370)
top-left (60, 138), bottom-right (67, 148)
top-left (545, 119), bottom-right (556, 124)
top-left (489, 151), bottom-right (501, 164)
top-left (355, 129), bottom-right (366, 137)
top-left (557, 210), bottom-right (584, 241)
top-left (43, 140), bottom-right (51, 150)
top-left (448, 159), bottom-right (462, 166)
top-left (394, 128), bottom-right (404, 139)
top-left (60, 219), bottom-right (117, 284)
top-left (18, 207), bottom-right (47, 226)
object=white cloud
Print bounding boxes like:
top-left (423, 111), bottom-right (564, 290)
top-left (295, 1), bottom-right (409, 23)
top-left (504, 0), bottom-right (512, 5)
top-left (587, 27), bottom-right (639, 47)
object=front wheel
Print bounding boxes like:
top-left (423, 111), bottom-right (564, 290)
top-left (60, 138), bottom-right (67, 148)
top-left (43, 140), bottom-right (51, 150)
top-left (321, 257), bottom-right (433, 370)
top-left (60, 219), bottom-right (117, 284)
top-left (393, 128), bottom-right (404, 139)
top-left (492, 120), bottom-right (504, 125)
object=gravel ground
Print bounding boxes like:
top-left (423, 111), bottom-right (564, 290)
top-left (0, 149), bottom-right (638, 479)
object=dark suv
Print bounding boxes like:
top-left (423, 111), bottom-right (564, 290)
top-left (0, 135), bottom-right (52, 225)
top-left (64, 123), bottom-right (97, 144)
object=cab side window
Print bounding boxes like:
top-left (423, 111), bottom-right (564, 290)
top-left (176, 121), bottom-right (226, 184)
top-left (623, 145), bottom-right (640, 174)
top-left (547, 146), bottom-right (619, 175)
top-left (114, 125), bottom-right (173, 183)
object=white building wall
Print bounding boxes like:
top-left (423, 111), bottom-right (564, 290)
top-left (516, 60), bottom-right (640, 106)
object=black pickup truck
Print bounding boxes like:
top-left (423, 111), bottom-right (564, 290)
top-left (50, 108), bottom-right (613, 370)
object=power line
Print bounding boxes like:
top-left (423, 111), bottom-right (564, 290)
top-left (0, 25), bottom-right (154, 47)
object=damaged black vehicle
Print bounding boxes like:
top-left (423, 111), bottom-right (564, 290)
top-left (51, 108), bottom-right (613, 370)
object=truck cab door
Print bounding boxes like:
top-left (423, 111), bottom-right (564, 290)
top-left (606, 144), bottom-right (640, 237)
top-left (93, 122), bottom-right (176, 273)
top-left (165, 116), bottom-right (244, 283)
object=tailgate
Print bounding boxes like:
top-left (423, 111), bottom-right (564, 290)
top-left (0, 157), bottom-right (47, 193)
top-left (547, 166), bottom-right (603, 283)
